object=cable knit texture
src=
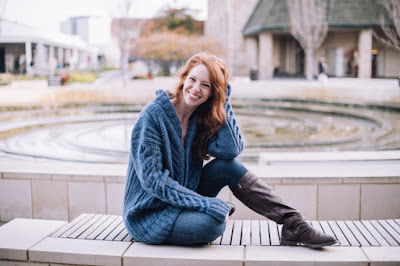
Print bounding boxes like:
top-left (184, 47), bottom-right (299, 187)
top-left (123, 87), bottom-right (243, 244)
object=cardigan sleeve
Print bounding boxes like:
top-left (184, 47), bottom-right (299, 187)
top-left (131, 111), bottom-right (231, 223)
top-left (207, 84), bottom-right (244, 159)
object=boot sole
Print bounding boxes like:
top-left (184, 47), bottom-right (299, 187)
top-left (281, 239), bottom-right (338, 248)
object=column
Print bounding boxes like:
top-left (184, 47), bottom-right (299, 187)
top-left (335, 47), bottom-right (344, 77)
top-left (57, 47), bottom-right (63, 68)
top-left (49, 46), bottom-right (55, 74)
top-left (358, 29), bottom-right (372, 78)
top-left (245, 37), bottom-right (258, 77)
top-left (65, 49), bottom-right (71, 69)
top-left (25, 41), bottom-right (33, 75)
top-left (72, 49), bottom-right (78, 70)
top-left (258, 32), bottom-right (274, 79)
top-left (34, 42), bottom-right (46, 76)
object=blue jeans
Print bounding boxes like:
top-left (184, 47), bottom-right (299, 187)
top-left (163, 158), bottom-right (248, 245)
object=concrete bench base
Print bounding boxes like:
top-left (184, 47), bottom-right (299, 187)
top-left (1, 216), bottom-right (399, 266)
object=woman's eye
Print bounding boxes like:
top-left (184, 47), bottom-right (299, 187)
top-left (202, 83), bottom-right (210, 88)
top-left (190, 77), bottom-right (195, 81)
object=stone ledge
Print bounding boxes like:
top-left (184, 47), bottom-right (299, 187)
top-left (245, 246), bottom-right (369, 265)
top-left (123, 242), bottom-right (244, 266)
top-left (0, 218), bottom-right (66, 261)
top-left (1, 160), bottom-right (399, 183)
top-left (259, 150), bottom-right (400, 164)
top-left (1, 218), bottom-right (400, 266)
top-left (29, 237), bottom-right (130, 266)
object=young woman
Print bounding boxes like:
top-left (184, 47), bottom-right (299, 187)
top-left (123, 53), bottom-right (337, 247)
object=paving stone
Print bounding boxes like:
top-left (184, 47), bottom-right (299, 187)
top-left (0, 218), bottom-right (66, 261)
top-left (29, 237), bottom-right (131, 266)
top-left (123, 242), bottom-right (244, 266)
top-left (362, 247), bottom-right (400, 266)
top-left (245, 246), bottom-right (369, 266)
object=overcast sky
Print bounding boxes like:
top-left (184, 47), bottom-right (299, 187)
top-left (1, 0), bottom-right (207, 33)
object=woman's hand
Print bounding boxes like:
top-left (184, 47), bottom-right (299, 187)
top-left (225, 213), bottom-right (229, 223)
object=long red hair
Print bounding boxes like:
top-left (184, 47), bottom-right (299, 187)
top-left (173, 52), bottom-right (229, 161)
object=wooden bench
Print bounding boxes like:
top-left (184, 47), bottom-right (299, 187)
top-left (2, 214), bottom-right (399, 266)
top-left (52, 213), bottom-right (400, 248)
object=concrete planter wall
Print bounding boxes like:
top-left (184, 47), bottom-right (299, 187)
top-left (0, 161), bottom-right (399, 223)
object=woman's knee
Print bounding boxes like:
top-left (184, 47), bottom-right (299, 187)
top-left (204, 158), bottom-right (247, 176)
top-left (165, 210), bottom-right (226, 245)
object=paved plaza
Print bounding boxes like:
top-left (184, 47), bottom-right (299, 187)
top-left (0, 71), bottom-right (399, 106)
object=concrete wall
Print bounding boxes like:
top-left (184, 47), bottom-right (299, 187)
top-left (0, 162), bottom-right (399, 223)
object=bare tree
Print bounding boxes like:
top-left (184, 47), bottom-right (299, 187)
top-left (118, 0), bottom-right (135, 87)
top-left (0, 0), bottom-right (8, 35)
top-left (286, 0), bottom-right (328, 80)
top-left (374, 0), bottom-right (400, 50)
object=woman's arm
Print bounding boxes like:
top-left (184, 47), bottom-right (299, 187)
top-left (207, 84), bottom-right (244, 159)
top-left (130, 111), bottom-right (231, 222)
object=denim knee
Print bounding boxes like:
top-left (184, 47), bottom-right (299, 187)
top-left (202, 158), bottom-right (248, 189)
top-left (164, 210), bottom-right (226, 245)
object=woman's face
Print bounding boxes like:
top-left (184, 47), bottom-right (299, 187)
top-left (182, 64), bottom-right (212, 108)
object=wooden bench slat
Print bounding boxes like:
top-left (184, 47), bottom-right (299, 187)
top-left (345, 221), bottom-right (370, 246)
top-left (220, 220), bottom-right (234, 245)
top-left (395, 219), bottom-right (400, 227)
top-left (337, 221), bottom-right (360, 246)
top-left (51, 213), bottom-right (88, 237)
top-left (277, 224), bottom-right (282, 239)
top-left (319, 221), bottom-right (333, 235)
top-left (86, 215), bottom-right (119, 240)
top-left (361, 220), bottom-right (390, 246)
top-left (353, 221), bottom-right (380, 246)
top-left (96, 216), bottom-right (123, 240)
top-left (68, 214), bottom-right (103, 239)
top-left (114, 228), bottom-right (129, 241)
top-left (319, 221), bottom-right (340, 246)
top-left (105, 220), bottom-right (126, 241)
top-left (370, 220), bottom-right (398, 246)
top-left (241, 220), bottom-right (251, 246)
top-left (328, 221), bottom-right (350, 246)
top-left (231, 220), bottom-right (242, 246)
top-left (123, 234), bottom-right (133, 242)
top-left (259, 220), bottom-right (270, 246)
top-left (60, 214), bottom-right (96, 238)
top-left (378, 220), bottom-right (400, 245)
top-left (311, 221), bottom-right (323, 232)
top-left (78, 215), bottom-right (111, 239)
top-left (387, 219), bottom-right (400, 235)
top-left (251, 220), bottom-right (261, 246)
top-left (268, 220), bottom-right (280, 246)
top-left (211, 235), bottom-right (222, 245)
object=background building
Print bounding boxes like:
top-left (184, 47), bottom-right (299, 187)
top-left (0, 19), bottom-right (98, 76)
top-left (61, 16), bottom-right (119, 68)
top-left (207, 0), bottom-right (400, 79)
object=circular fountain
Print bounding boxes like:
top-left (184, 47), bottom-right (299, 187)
top-left (0, 99), bottom-right (399, 164)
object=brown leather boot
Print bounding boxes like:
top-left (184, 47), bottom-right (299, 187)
top-left (232, 171), bottom-right (337, 248)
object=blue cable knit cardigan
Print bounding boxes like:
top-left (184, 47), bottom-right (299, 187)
top-left (123, 86), bottom-right (244, 244)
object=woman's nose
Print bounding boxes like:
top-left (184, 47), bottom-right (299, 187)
top-left (193, 82), bottom-right (201, 92)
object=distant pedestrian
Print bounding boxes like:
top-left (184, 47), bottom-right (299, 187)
top-left (318, 56), bottom-right (328, 84)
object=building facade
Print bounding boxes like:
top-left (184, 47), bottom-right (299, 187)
top-left (0, 19), bottom-right (99, 76)
top-left (206, 0), bottom-right (400, 79)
